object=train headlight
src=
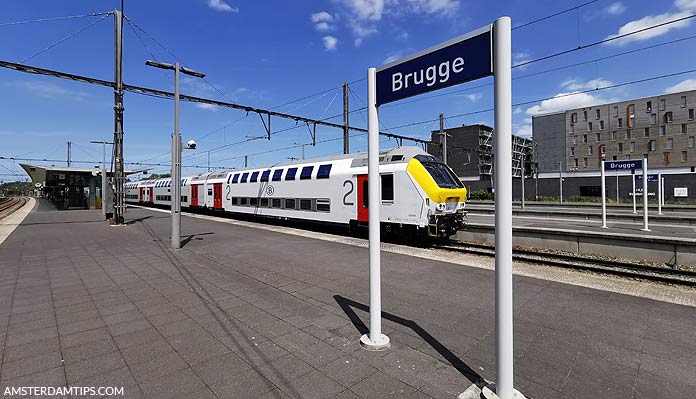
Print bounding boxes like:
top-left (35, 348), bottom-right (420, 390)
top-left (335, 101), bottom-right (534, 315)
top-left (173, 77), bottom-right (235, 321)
top-left (436, 203), bottom-right (446, 211)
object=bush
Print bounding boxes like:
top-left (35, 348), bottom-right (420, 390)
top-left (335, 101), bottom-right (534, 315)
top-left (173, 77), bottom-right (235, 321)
top-left (467, 190), bottom-right (495, 201)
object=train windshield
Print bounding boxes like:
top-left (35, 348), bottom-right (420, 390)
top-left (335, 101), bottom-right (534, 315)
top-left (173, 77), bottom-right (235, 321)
top-left (415, 155), bottom-right (463, 188)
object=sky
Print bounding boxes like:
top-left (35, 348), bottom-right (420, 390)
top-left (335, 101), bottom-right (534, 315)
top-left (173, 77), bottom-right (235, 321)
top-left (1, 0), bottom-right (696, 180)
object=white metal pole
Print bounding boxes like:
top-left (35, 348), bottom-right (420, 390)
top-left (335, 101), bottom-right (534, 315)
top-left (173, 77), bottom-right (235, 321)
top-left (559, 162), bottom-right (563, 204)
top-left (601, 162), bottom-right (607, 228)
top-left (632, 171), bottom-right (636, 214)
top-left (657, 172), bottom-right (662, 215)
top-left (642, 158), bottom-right (649, 231)
top-left (493, 16), bottom-right (514, 399)
top-left (616, 174), bottom-right (619, 203)
top-left (661, 176), bottom-right (665, 212)
top-left (360, 67), bottom-right (389, 351)
top-left (172, 62), bottom-right (181, 250)
top-left (521, 153), bottom-right (525, 209)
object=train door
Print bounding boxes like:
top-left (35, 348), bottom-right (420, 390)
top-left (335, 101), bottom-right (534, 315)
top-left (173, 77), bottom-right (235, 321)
top-left (213, 183), bottom-right (222, 209)
top-left (191, 185), bottom-right (199, 207)
top-left (148, 188), bottom-right (154, 203)
top-left (357, 174), bottom-right (368, 223)
top-left (139, 188), bottom-right (144, 202)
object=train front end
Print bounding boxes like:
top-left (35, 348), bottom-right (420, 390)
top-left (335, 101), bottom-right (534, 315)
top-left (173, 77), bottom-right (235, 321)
top-left (407, 154), bottom-right (467, 237)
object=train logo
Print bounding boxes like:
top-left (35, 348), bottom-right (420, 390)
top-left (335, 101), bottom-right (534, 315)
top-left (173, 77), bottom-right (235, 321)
top-left (266, 185), bottom-right (274, 196)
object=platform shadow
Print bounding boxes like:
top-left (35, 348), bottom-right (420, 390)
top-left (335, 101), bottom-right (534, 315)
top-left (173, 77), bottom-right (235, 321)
top-left (181, 232), bottom-right (215, 247)
top-left (334, 295), bottom-right (486, 388)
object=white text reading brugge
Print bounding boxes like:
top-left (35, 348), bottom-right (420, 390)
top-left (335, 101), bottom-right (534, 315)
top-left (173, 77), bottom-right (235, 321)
top-left (392, 57), bottom-right (465, 92)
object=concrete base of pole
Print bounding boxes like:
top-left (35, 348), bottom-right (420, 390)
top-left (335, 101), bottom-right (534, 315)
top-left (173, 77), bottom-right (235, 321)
top-left (359, 334), bottom-right (390, 351)
top-left (459, 383), bottom-right (527, 399)
top-left (641, 228), bottom-right (651, 232)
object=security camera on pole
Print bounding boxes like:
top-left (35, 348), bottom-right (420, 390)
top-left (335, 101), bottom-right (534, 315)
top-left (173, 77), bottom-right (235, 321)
top-left (368, 16), bottom-right (523, 399)
top-left (145, 60), bottom-right (205, 249)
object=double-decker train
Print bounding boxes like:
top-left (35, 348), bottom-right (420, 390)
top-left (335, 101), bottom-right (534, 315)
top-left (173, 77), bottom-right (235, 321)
top-left (125, 146), bottom-right (467, 237)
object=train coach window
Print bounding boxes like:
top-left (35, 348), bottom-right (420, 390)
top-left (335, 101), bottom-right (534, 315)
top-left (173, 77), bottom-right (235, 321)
top-left (300, 199), bottom-right (312, 211)
top-left (317, 164), bottom-right (332, 179)
top-left (227, 174), bottom-right (232, 184)
top-left (181, 196), bottom-right (187, 202)
top-left (250, 197), bottom-right (258, 206)
top-left (241, 172), bottom-right (249, 183)
top-left (362, 180), bottom-right (369, 208)
top-left (272, 198), bottom-right (282, 208)
top-left (286, 167), bottom-right (298, 180)
top-left (232, 173), bottom-right (240, 183)
top-left (232, 197), bottom-right (239, 205)
top-left (240, 197), bottom-right (248, 206)
top-left (260, 170), bottom-right (271, 182)
top-left (391, 155), bottom-right (404, 162)
top-left (285, 198), bottom-right (296, 209)
top-left (251, 171), bottom-right (259, 182)
top-left (208, 189), bottom-right (213, 196)
top-left (381, 174), bottom-right (394, 202)
top-left (272, 169), bottom-right (283, 181)
top-left (316, 199), bottom-right (330, 212)
top-left (300, 166), bottom-right (313, 180)
top-left (260, 198), bottom-right (269, 207)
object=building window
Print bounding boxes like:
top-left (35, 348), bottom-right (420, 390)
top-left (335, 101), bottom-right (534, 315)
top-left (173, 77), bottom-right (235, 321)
top-left (596, 132), bottom-right (601, 142)
top-left (573, 135), bottom-right (578, 145)
top-left (647, 101), bottom-right (652, 112)
top-left (630, 142), bottom-right (636, 153)
top-left (588, 146), bottom-right (593, 156)
top-left (583, 110), bottom-right (588, 121)
top-left (649, 140), bottom-right (657, 152)
top-left (663, 152), bottom-right (670, 164)
top-left (571, 112), bottom-right (577, 123)
top-left (682, 124), bottom-right (687, 134)
top-left (626, 130), bottom-right (632, 140)
top-left (599, 120), bottom-right (604, 130)
top-left (644, 127), bottom-right (650, 137)
top-left (667, 138), bottom-right (673, 149)
top-left (611, 131), bottom-right (617, 141)
top-left (618, 142), bottom-right (623, 153)
top-left (618, 118), bottom-right (623, 128)
top-left (650, 114), bottom-right (656, 125)
top-left (583, 134), bottom-right (588, 143)
top-left (681, 95), bottom-right (687, 108)
top-left (660, 126), bottom-right (666, 136)
top-left (689, 108), bottom-right (694, 120)
top-left (570, 124), bottom-right (575, 134)
top-left (588, 122), bottom-right (593, 131)
top-left (682, 151), bottom-right (688, 162)
top-left (596, 109), bottom-right (601, 119)
top-left (583, 158), bottom-right (588, 167)
top-left (690, 136), bottom-right (695, 148)
top-left (664, 112), bottom-right (673, 123)
top-left (612, 155), bottom-right (618, 160)
top-left (570, 146), bottom-right (575, 156)
top-left (574, 158), bottom-right (578, 168)
top-left (613, 106), bottom-right (618, 117)
top-left (660, 98), bottom-right (666, 111)
top-left (627, 104), bottom-right (635, 128)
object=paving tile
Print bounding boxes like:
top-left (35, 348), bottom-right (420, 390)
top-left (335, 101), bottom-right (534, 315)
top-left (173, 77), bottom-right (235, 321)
top-left (0, 367), bottom-right (66, 390)
top-left (2, 337), bottom-right (60, 363)
top-left (210, 369), bottom-right (277, 398)
top-left (5, 327), bottom-right (58, 347)
top-left (61, 326), bottom-right (112, 348)
top-left (127, 352), bottom-right (190, 385)
top-left (139, 368), bottom-right (207, 399)
top-left (64, 351), bottom-right (126, 384)
top-left (0, 351), bottom-right (63, 381)
top-left (190, 352), bottom-right (250, 385)
top-left (350, 372), bottom-right (418, 398)
top-left (320, 355), bottom-right (377, 387)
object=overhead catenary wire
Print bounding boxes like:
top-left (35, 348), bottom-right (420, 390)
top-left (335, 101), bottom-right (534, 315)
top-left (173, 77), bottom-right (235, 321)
top-left (0, 12), bottom-right (111, 27)
top-left (512, 0), bottom-right (600, 30)
top-left (21, 14), bottom-right (110, 63)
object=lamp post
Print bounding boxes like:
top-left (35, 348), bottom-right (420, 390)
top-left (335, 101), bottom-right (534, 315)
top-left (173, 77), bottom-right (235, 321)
top-left (90, 140), bottom-right (114, 218)
top-left (145, 60), bottom-right (205, 249)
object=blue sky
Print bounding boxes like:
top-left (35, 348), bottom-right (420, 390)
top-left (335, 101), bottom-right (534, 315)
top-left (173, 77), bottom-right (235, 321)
top-left (1, 0), bottom-right (696, 180)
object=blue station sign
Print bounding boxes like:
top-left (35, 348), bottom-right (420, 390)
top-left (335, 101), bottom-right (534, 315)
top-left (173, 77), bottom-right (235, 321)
top-left (375, 25), bottom-right (492, 106)
top-left (603, 159), bottom-right (643, 171)
top-left (636, 174), bottom-right (659, 182)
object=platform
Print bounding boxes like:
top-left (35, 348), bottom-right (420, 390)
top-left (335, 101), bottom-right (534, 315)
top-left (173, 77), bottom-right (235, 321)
top-left (0, 199), bottom-right (695, 398)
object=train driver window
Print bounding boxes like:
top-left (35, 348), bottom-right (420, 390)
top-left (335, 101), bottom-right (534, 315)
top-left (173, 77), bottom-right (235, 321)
top-left (381, 174), bottom-right (394, 202)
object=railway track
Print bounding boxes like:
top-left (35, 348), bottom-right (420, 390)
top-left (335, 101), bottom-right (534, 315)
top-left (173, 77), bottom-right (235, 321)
top-left (0, 197), bottom-right (27, 220)
top-left (436, 241), bottom-right (696, 286)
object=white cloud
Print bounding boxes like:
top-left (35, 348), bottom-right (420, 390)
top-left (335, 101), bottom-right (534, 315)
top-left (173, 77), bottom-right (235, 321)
top-left (207, 0), bottom-right (238, 13)
top-left (513, 51), bottom-right (532, 69)
top-left (604, 0), bottom-right (693, 46)
top-left (515, 124), bottom-right (532, 138)
top-left (196, 103), bottom-right (219, 112)
top-left (513, 107), bottom-right (522, 114)
top-left (311, 11), bottom-right (335, 32)
top-left (10, 81), bottom-right (89, 101)
top-left (463, 93), bottom-right (482, 102)
top-left (315, 22), bottom-right (331, 32)
top-left (665, 78), bottom-right (696, 93)
top-left (561, 78), bottom-right (614, 91)
top-left (523, 117), bottom-right (532, 124)
top-left (323, 35), bottom-right (338, 50)
top-left (605, 2), bottom-right (627, 15)
top-left (405, 0), bottom-right (459, 16)
top-left (526, 91), bottom-right (612, 116)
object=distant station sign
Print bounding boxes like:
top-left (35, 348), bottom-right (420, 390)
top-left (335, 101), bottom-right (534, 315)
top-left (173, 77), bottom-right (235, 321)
top-left (375, 26), bottom-right (492, 106)
top-left (603, 159), bottom-right (643, 171)
top-left (636, 174), bottom-right (658, 182)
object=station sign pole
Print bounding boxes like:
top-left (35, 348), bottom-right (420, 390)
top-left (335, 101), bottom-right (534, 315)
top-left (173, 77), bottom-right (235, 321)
top-left (642, 158), bottom-right (650, 231)
top-left (658, 172), bottom-right (662, 215)
top-left (632, 170), bottom-right (636, 214)
top-left (601, 161), bottom-right (607, 228)
top-left (661, 176), bottom-right (665, 213)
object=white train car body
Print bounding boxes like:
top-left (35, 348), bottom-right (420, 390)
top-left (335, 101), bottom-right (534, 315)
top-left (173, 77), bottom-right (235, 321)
top-left (125, 146), bottom-right (467, 237)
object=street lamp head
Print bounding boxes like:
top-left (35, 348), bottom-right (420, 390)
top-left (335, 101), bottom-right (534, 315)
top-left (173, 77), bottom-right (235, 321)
top-left (145, 60), bottom-right (175, 70)
top-left (185, 140), bottom-right (197, 150)
top-left (181, 67), bottom-right (206, 78)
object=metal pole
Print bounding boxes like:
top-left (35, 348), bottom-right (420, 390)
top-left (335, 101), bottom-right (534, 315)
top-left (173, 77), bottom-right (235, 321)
top-left (439, 113), bottom-right (447, 164)
top-left (521, 153), bottom-right (525, 209)
top-left (67, 141), bottom-right (71, 167)
top-left (343, 82), bottom-right (349, 154)
top-left (534, 143), bottom-right (538, 201)
top-left (601, 161), bottom-right (607, 228)
top-left (632, 170), bottom-right (636, 214)
top-left (171, 62), bottom-right (181, 250)
top-left (207, 151), bottom-right (210, 172)
top-left (493, 16), bottom-right (514, 399)
top-left (642, 158), bottom-right (649, 231)
top-left (244, 155), bottom-right (248, 168)
top-left (302, 144), bottom-right (305, 160)
top-left (658, 172), bottom-right (662, 215)
top-left (559, 161), bottom-right (563, 204)
top-left (101, 142), bottom-right (106, 217)
top-left (359, 67), bottom-right (389, 351)
top-left (113, 9), bottom-right (125, 225)
top-left (661, 176), bottom-right (665, 211)
top-left (616, 174), bottom-right (619, 203)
